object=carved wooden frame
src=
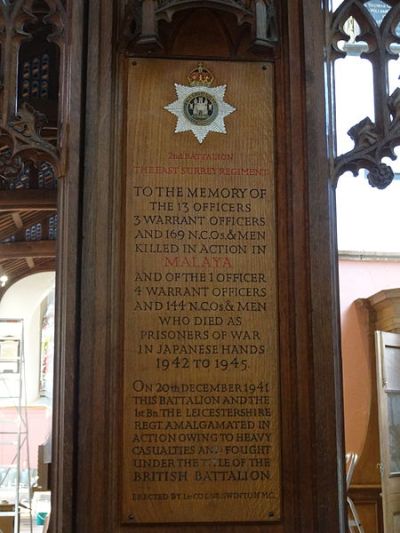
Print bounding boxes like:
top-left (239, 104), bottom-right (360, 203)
top-left (65, 1), bottom-right (348, 532)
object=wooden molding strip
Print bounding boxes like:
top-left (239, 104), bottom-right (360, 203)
top-left (0, 190), bottom-right (57, 212)
top-left (339, 250), bottom-right (400, 262)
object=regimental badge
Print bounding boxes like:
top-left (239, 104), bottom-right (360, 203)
top-left (164, 64), bottom-right (236, 144)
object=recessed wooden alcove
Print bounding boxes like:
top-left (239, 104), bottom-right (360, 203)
top-left (124, 1), bottom-right (278, 59)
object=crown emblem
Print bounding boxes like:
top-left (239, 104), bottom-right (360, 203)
top-left (187, 63), bottom-right (214, 87)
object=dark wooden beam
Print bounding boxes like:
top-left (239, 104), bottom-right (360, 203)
top-left (0, 240), bottom-right (56, 259)
top-left (0, 190), bottom-right (57, 211)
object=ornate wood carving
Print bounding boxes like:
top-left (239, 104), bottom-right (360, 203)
top-left (0, 0), bottom-right (65, 190)
top-left (0, 125), bottom-right (58, 191)
top-left (123, 0), bottom-right (278, 56)
top-left (329, 1), bottom-right (400, 188)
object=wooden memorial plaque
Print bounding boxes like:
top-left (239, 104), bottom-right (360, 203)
top-left (122, 59), bottom-right (280, 524)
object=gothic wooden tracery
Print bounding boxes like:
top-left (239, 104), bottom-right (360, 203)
top-left (329, 0), bottom-right (400, 188)
top-left (0, 0), bottom-right (65, 298)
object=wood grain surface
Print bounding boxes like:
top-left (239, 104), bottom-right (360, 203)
top-left (122, 59), bottom-right (280, 524)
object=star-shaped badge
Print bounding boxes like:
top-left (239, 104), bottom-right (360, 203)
top-left (164, 65), bottom-right (236, 144)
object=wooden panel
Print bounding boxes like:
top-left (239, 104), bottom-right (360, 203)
top-left (350, 299), bottom-right (381, 486)
top-left (122, 59), bottom-right (280, 524)
top-left (349, 485), bottom-right (383, 533)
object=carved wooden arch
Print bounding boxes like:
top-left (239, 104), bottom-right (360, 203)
top-left (123, 0), bottom-right (278, 58)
